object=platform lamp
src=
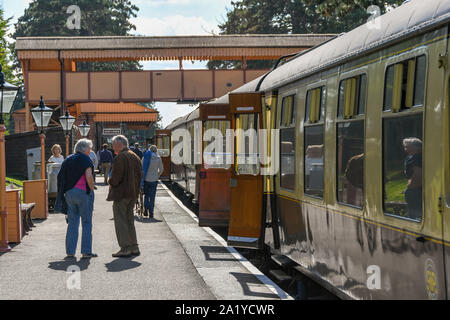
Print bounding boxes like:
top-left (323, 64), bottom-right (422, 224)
top-left (78, 120), bottom-right (90, 138)
top-left (31, 96), bottom-right (54, 181)
top-left (0, 65), bottom-right (19, 253)
top-left (59, 111), bottom-right (75, 157)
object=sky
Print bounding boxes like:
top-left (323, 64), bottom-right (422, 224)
top-left (1, 0), bottom-right (233, 127)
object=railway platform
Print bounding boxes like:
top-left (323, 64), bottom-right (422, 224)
top-left (0, 182), bottom-right (288, 300)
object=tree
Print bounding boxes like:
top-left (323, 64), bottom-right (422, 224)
top-left (0, 8), bottom-right (20, 134)
top-left (209, 0), bottom-right (404, 70)
top-left (0, 9), bottom-right (14, 83)
top-left (11, 0), bottom-right (141, 74)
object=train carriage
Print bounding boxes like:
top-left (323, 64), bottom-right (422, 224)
top-left (225, 0), bottom-right (450, 299)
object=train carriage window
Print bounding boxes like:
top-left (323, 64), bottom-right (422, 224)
top-left (203, 120), bottom-right (230, 169)
top-left (304, 86), bottom-right (326, 198)
top-left (305, 87), bottom-right (324, 123)
top-left (156, 136), bottom-right (170, 157)
top-left (337, 121), bottom-right (365, 207)
top-left (358, 75), bottom-right (367, 114)
top-left (383, 113), bottom-right (423, 221)
top-left (338, 74), bottom-right (367, 118)
top-left (280, 95), bottom-right (296, 190)
top-left (383, 55), bottom-right (426, 111)
top-left (280, 95), bottom-right (296, 128)
top-left (414, 55), bottom-right (426, 106)
top-left (235, 113), bottom-right (260, 175)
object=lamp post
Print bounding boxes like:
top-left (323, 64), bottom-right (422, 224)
top-left (59, 111), bottom-right (75, 157)
top-left (0, 65), bottom-right (19, 253)
top-left (78, 120), bottom-right (90, 138)
top-left (31, 96), bottom-right (54, 180)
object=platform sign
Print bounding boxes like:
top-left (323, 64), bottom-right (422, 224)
top-left (103, 128), bottom-right (121, 136)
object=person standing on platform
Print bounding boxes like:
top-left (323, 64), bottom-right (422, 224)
top-left (141, 145), bottom-right (164, 218)
top-left (131, 142), bottom-right (143, 159)
top-left (107, 135), bottom-right (143, 258)
top-left (49, 144), bottom-right (64, 164)
top-left (89, 149), bottom-right (98, 189)
top-left (55, 139), bottom-right (97, 259)
top-left (99, 144), bottom-right (113, 184)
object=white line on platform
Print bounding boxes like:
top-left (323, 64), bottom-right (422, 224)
top-left (160, 183), bottom-right (294, 300)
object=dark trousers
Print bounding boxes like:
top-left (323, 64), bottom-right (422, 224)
top-left (113, 198), bottom-right (138, 251)
top-left (143, 181), bottom-right (158, 217)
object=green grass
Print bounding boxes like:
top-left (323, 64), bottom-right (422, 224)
top-left (385, 179), bottom-right (407, 202)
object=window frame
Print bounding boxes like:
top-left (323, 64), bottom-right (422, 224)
top-left (303, 83), bottom-right (327, 200)
top-left (335, 71), bottom-right (368, 210)
top-left (338, 73), bottom-right (368, 119)
top-left (202, 119), bottom-right (231, 170)
top-left (382, 48), bottom-right (428, 113)
top-left (278, 93), bottom-right (297, 192)
top-left (335, 118), bottom-right (366, 210)
top-left (380, 48), bottom-right (428, 224)
top-left (381, 110), bottom-right (424, 223)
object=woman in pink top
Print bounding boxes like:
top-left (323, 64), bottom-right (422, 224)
top-left (57, 139), bottom-right (97, 259)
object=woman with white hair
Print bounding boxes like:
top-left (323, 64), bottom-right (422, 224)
top-left (55, 138), bottom-right (97, 259)
top-left (403, 137), bottom-right (423, 219)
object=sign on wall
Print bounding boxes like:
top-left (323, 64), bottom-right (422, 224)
top-left (103, 128), bottom-right (121, 136)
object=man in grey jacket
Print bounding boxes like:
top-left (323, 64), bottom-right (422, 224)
top-left (142, 145), bottom-right (164, 218)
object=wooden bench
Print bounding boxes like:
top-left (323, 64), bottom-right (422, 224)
top-left (20, 203), bottom-right (35, 235)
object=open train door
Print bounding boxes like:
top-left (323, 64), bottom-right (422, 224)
top-left (198, 102), bottom-right (232, 227)
top-left (227, 92), bottom-right (264, 249)
top-left (155, 130), bottom-right (171, 181)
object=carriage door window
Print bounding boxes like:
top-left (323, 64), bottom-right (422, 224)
top-left (304, 86), bottom-right (325, 198)
top-left (279, 95), bottom-right (296, 190)
top-left (203, 120), bottom-right (230, 169)
top-left (235, 113), bottom-right (260, 175)
top-left (156, 136), bottom-right (170, 157)
top-left (336, 74), bottom-right (366, 208)
top-left (382, 55), bottom-right (426, 221)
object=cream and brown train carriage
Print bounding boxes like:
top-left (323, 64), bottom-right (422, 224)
top-left (221, 0), bottom-right (450, 299)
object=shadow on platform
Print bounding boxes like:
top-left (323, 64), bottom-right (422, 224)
top-left (230, 272), bottom-right (280, 299)
top-left (48, 257), bottom-right (91, 271)
top-left (134, 216), bottom-right (163, 224)
top-left (105, 257), bottom-right (141, 272)
top-left (200, 246), bottom-right (243, 262)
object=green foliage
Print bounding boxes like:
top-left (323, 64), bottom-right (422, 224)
top-left (13, 0), bottom-right (139, 37)
top-left (11, 0), bottom-right (141, 74)
top-left (0, 9), bottom-right (14, 83)
top-left (137, 101), bottom-right (162, 130)
top-left (209, 0), bottom-right (404, 70)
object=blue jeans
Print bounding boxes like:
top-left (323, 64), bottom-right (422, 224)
top-left (143, 181), bottom-right (158, 217)
top-left (65, 188), bottom-right (94, 255)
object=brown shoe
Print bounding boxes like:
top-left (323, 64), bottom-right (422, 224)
top-left (112, 250), bottom-right (132, 258)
